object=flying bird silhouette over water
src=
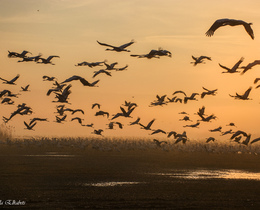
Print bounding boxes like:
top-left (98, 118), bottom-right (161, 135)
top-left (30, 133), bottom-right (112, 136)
top-left (97, 40), bottom-right (134, 52)
top-left (205, 18), bottom-right (254, 39)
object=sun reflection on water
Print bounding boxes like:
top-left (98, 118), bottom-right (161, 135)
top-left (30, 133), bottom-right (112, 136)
top-left (152, 169), bottom-right (260, 181)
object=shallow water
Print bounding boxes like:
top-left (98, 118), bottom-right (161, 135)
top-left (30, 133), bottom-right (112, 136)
top-left (83, 181), bottom-right (141, 187)
top-left (151, 169), bottom-right (260, 181)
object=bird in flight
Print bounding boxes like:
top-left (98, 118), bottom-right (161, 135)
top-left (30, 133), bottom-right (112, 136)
top-left (219, 57), bottom-right (244, 73)
top-left (97, 40), bottom-right (135, 52)
top-left (191, 56), bottom-right (211, 66)
top-left (37, 55), bottom-right (60, 65)
top-left (0, 74), bottom-right (20, 85)
top-left (229, 86), bottom-right (252, 100)
top-left (61, 75), bottom-right (99, 87)
top-left (205, 18), bottom-right (254, 39)
top-left (240, 60), bottom-right (260, 75)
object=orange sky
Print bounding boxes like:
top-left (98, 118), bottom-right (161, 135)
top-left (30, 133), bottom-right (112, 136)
top-left (1, 0), bottom-right (260, 141)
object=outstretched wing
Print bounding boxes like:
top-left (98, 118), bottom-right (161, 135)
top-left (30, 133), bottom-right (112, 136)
top-left (61, 75), bottom-right (81, 83)
top-left (119, 40), bottom-right (135, 49)
top-left (96, 40), bottom-right (115, 48)
top-left (243, 23), bottom-right (254, 40)
top-left (205, 19), bottom-right (226, 37)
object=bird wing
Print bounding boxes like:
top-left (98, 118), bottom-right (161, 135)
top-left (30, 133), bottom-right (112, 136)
top-left (47, 55), bottom-right (59, 61)
top-left (173, 90), bottom-right (186, 96)
top-left (243, 23), bottom-right (254, 40)
top-left (119, 40), bottom-right (135, 49)
top-left (232, 57), bottom-right (244, 70)
top-left (61, 75), bottom-right (81, 83)
top-left (250, 137), bottom-right (260, 144)
top-left (242, 87), bottom-right (252, 98)
top-left (10, 74), bottom-right (20, 83)
top-left (96, 40), bottom-right (115, 48)
top-left (205, 19), bottom-right (228, 37)
top-left (218, 63), bottom-right (230, 71)
top-left (147, 119), bottom-right (155, 128)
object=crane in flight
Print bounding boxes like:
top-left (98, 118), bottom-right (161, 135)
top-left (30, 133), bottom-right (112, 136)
top-left (61, 75), bottom-right (99, 87)
top-left (191, 55), bottom-right (211, 66)
top-left (205, 18), bottom-right (254, 39)
top-left (229, 86), bottom-right (252, 100)
top-left (37, 55), bottom-right (59, 65)
top-left (219, 57), bottom-right (244, 73)
top-left (97, 40), bottom-right (135, 52)
top-left (240, 60), bottom-right (260, 75)
top-left (0, 74), bottom-right (20, 85)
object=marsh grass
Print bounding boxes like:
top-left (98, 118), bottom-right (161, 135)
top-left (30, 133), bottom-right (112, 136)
top-left (0, 123), bottom-right (13, 142)
top-left (1, 135), bottom-right (260, 155)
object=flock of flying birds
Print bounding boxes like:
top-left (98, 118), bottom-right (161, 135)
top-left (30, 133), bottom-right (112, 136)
top-left (1, 18), bottom-right (260, 147)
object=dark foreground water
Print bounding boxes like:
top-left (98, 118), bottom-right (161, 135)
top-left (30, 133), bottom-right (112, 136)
top-left (1, 143), bottom-right (260, 209)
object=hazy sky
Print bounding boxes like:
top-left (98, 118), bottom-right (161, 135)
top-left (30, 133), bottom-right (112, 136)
top-left (1, 0), bottom-right (260, 140)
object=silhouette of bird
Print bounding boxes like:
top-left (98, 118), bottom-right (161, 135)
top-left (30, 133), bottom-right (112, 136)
top-left (253, 78), bottom-right (260, 84)
top-left (139, 119), bottom-right (155, 130)
top-left (0, 89), bottom-right (19, 98)
top-left (173, 90), bottom-right (186, 97)
top-left (0, 74), bottom-right (20, 85)
top-left (24, 121), bottom-right (37, 130)
top-left (219, 57), bottom-right (244, 73)
top-left (61, 75), bottom-right (99, 87)
top-left (242, 134), bottom-right (251, 146)
top-left (183, 121), bottom-right (200, 128)
top-left (97, 40), bottom-right (134, 52)
top-left (29, 117), bottom-right (48, 125)
top-left (1, 98), bottom-right (14, 105)
top-left (92, 103), bottom-right (101, 109)
top-left (191, 56), bottom-right (211, 66)
top-left (20, 85), bottom-right (30, 92)
top-left (226, 122), bottom-right (236, 127)
top-left (240, 60), bottom-right (260, 75)
top-left (95, 110), bottom-right (109, 118)
top-left (230, 130), bottom-right (248, 140)
top-left (205, 18), bottom-right (254, 39)
top-left (53, 84), bottom-right (72, 103)
top-left (131, 48), bottom-right (171, 59)
top-left (18, 54), bottom-right (42, 62)
top-left (111, 106), bottom-right (135, 120)
top-left (71, 117), bottom-right (84, 125)
top-left (92, 129), bottom-right (104, 136)
top-left (201, 87), bottom-right (218, 98)
top-left (221, 129), bottom-right (234, 136)
top-left (209, 126), bottom-right (222, 132)
top-left (43, 75), bottom-right (56, 81)
top-left (229, 86), bottom-right (252, 100)
top-left (129, 117), bottom-right (141, 125)
top-left (206, 137), bottom-right (215, 143)
top-left (150, 129), bottom-right (166, 135)
top-left (8, 50), bottom-right (31, 58)
top-left (37, 55), bottom-right (59, 65)
top-left (184, 93), bottom-right (199, 104)
top-left (55, 115), bottom-right (67, 123)
top-left (250, 137), bottom-right (260, 144)
top-left (75, 60), bottom-right (106, 67)
top-left (93, 69), bottom-right (112, 78)
top-left (179, 116), bottom-right (192, 121)
top-left (198, 113), bottom-right (217, 122)
top-left (153, 139), bottom-right (167, 147)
